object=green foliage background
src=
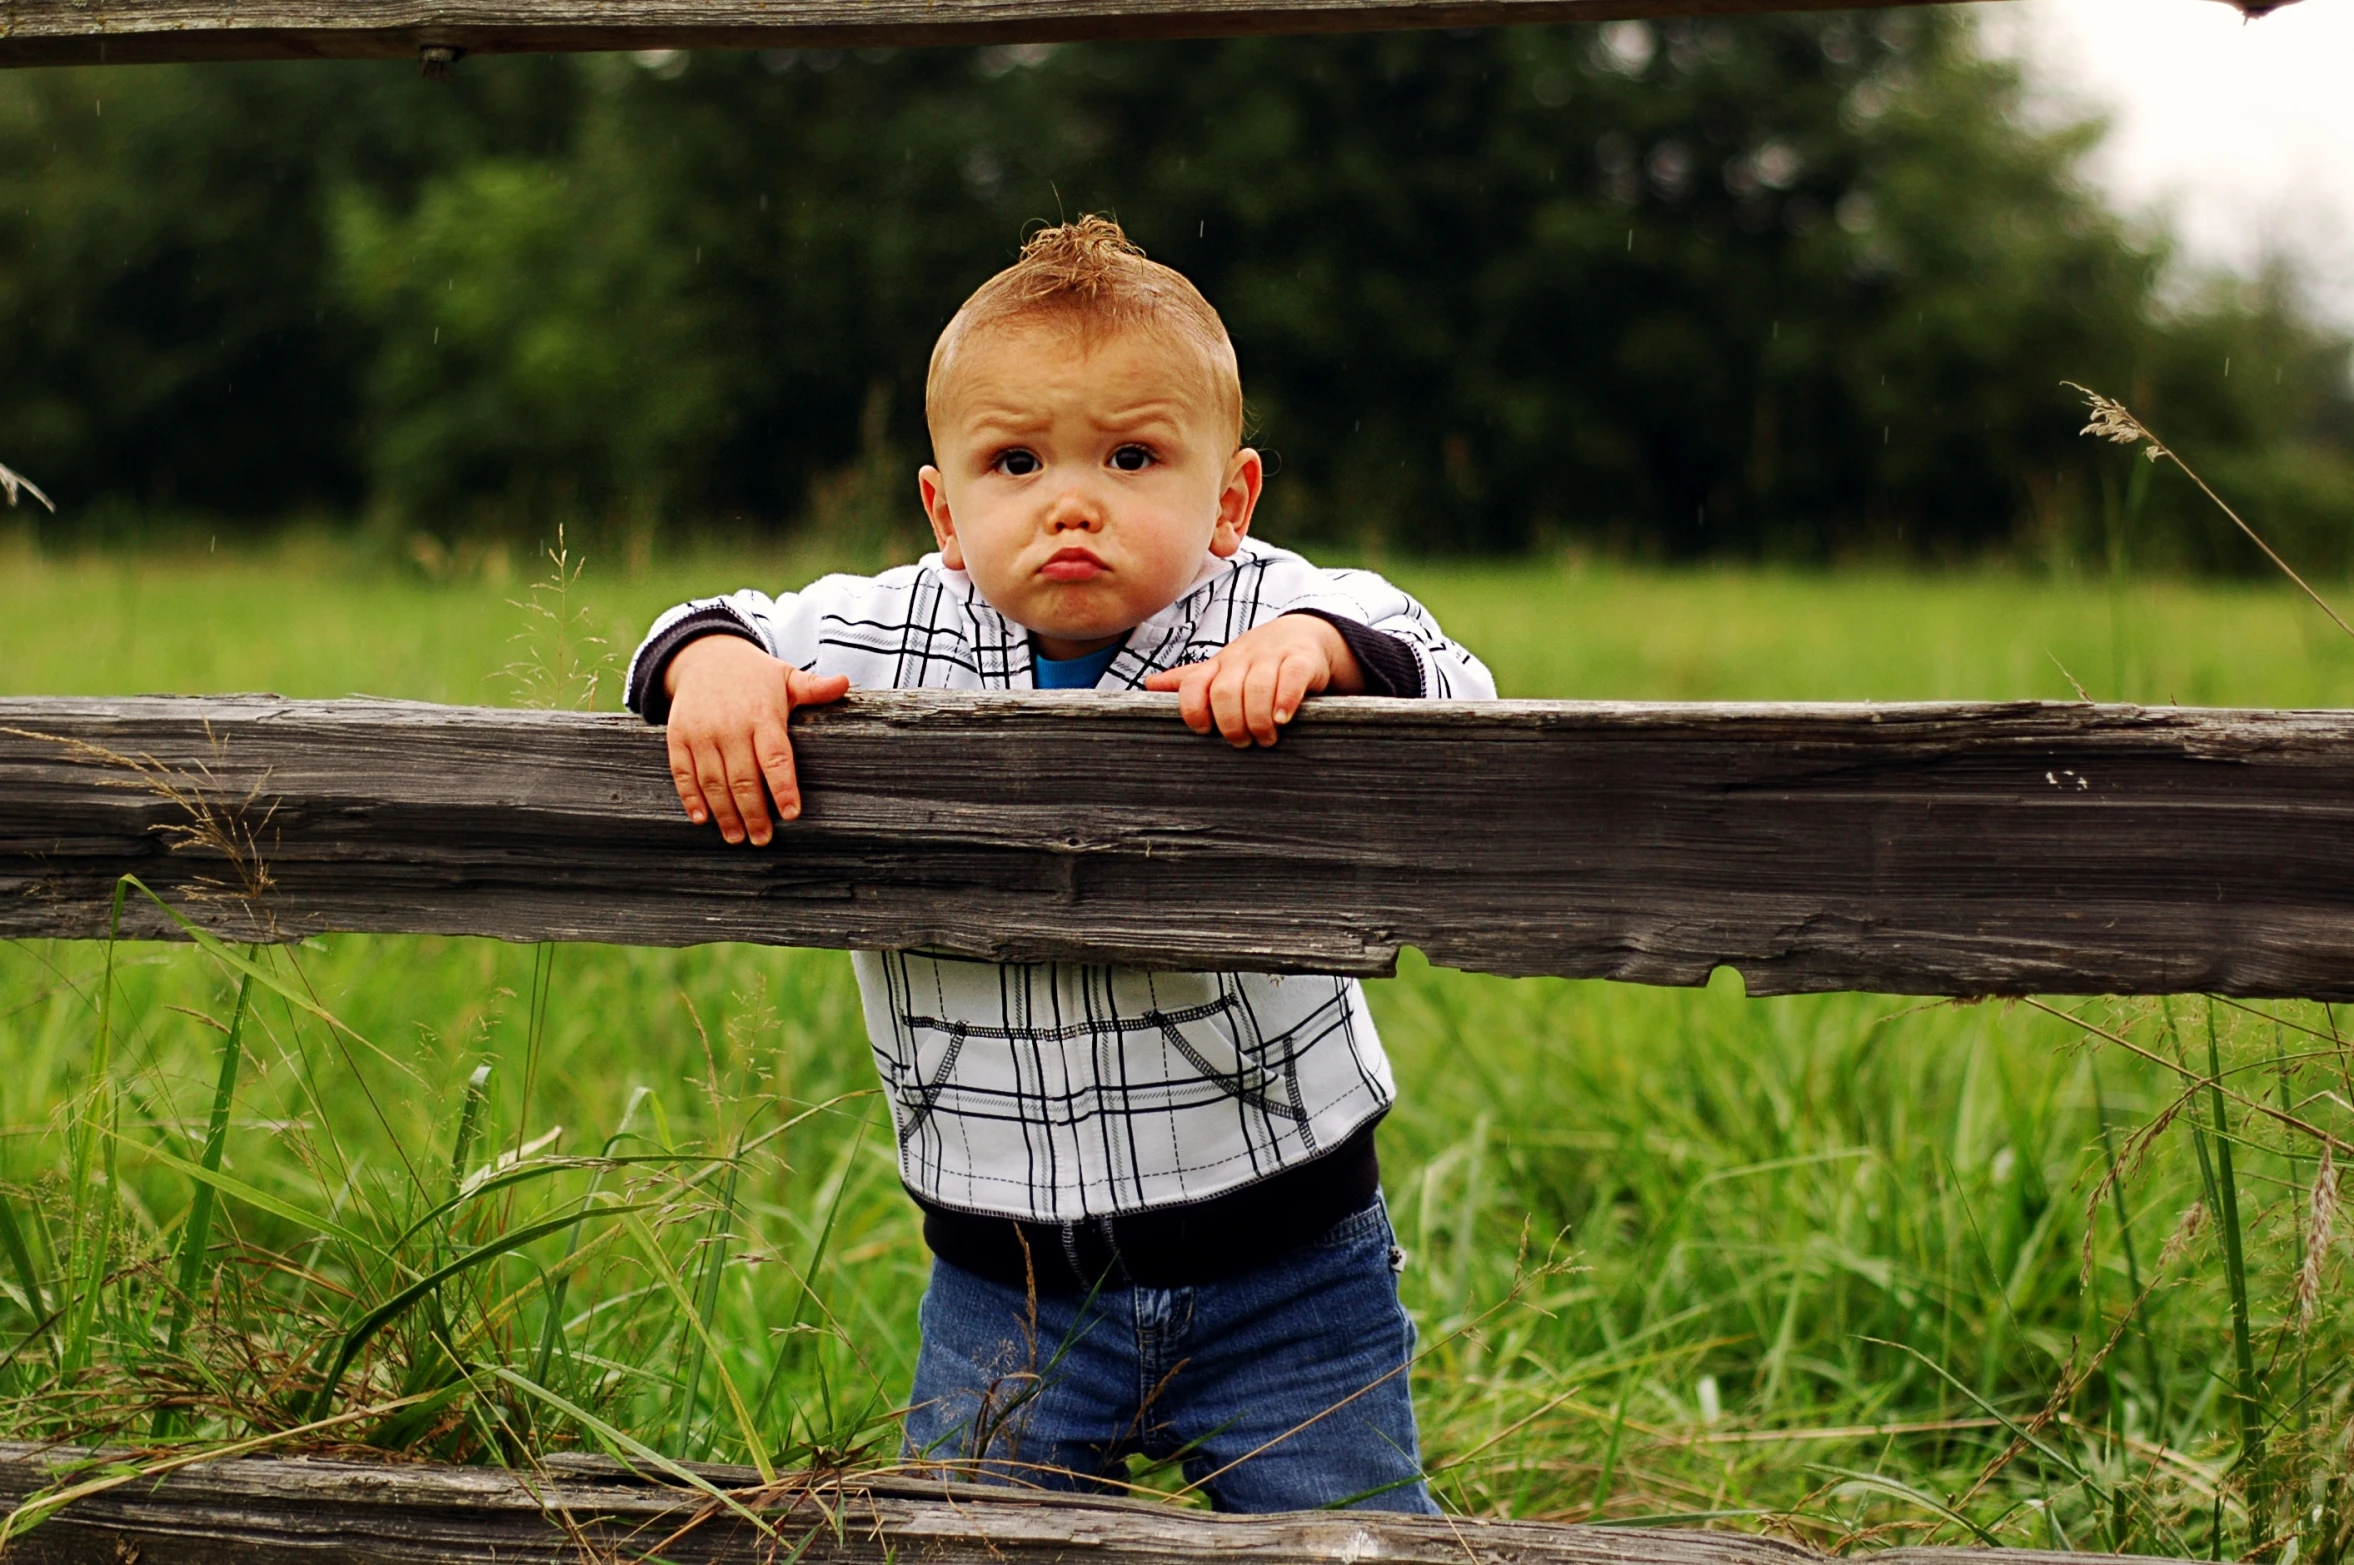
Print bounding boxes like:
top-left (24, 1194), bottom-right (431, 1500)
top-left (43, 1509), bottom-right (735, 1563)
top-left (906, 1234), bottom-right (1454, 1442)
top-left (2, 10), bottom-right (2350, 565)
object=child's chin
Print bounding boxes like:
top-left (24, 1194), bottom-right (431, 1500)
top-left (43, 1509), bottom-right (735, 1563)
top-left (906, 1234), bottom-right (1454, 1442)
top-left (1032, 625), bottom-right (1129, 648)
top-left (1020, 599), bottom-right (1139, 642)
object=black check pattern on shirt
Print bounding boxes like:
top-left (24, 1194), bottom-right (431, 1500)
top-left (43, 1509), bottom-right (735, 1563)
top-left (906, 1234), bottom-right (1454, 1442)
top-left (627, 540), bottom-right (1496, 1222)
top-left (864, 954), bottom-right (1395, 1219)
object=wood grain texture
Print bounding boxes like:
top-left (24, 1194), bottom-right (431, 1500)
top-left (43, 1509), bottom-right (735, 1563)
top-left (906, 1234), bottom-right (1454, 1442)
top-left (3, 691), bottom-right (2353, 998)
top-left (0, 0), bottom-right (1944, 67)
top-left (0, 1445), bottom-right (2187, 1565)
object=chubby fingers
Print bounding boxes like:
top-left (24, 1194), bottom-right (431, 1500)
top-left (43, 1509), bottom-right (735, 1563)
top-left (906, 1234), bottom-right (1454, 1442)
top-left (1270, 648), bottom-right (1325, 730)
top-left (669, 666), bottom-right (853, 847)
top-left (668, 726), bottom-right (715, 829)
top-left (1142, 652), bottom-right (1324, 747)
top-left (1144, 658), bottom-right (1223, 739)
top-left (1229, 652), bottom-right (1320, 745)
top-left (754, 670), bottom-right (849, 829)
top-left (1209, 657), bottom-right (1260, 747)
top-left (719, 727), bottom-right (776, 845)
top-left (678, 727), bottom-right (757, 844)
top-left (786, 669), bottom-right (852, 708)
top-left (750, 707), bottom-right (798, 830)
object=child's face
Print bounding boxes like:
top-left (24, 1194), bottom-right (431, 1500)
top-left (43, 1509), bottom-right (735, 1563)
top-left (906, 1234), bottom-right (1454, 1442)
top-left (919, 320), bottom-right (1261, 659)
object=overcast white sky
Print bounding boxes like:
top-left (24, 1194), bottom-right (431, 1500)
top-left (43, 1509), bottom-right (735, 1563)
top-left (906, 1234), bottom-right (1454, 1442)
top-left (1983, 0), bottom-right (2354, 323)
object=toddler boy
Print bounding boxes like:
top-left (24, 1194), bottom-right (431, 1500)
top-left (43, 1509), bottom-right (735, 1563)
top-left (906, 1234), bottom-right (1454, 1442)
top-left (626, 216), bottom-right (1495, 1513)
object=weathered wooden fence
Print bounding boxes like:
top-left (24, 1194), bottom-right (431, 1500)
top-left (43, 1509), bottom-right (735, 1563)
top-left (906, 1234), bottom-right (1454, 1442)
top-left (5, 692), bottom-right (2352, 998)
top-left (0, 0), bottom-right (2309, 1555)
top-left (1, 0), bottom-right (1956, 68)
top-left (0, 1444), bottom-right (2174, 1565)
top-left (0, 0), bottom-right (2294, 69)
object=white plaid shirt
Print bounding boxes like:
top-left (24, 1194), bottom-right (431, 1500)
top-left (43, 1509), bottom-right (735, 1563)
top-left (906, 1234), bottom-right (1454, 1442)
top-left (627, 539), bottom-right (1496, 1221)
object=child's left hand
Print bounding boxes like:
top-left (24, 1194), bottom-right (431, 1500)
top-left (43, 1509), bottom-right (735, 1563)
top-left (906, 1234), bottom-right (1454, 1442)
top-left (1143, 614), bottom-right (1366, 747)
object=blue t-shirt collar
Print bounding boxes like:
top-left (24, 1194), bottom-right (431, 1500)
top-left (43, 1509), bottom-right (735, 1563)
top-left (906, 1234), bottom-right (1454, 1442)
top-left (1032, 638), bottom-right (1124, 690)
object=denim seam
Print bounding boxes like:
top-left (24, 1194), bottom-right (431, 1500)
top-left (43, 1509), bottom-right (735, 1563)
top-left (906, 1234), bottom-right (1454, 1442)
top-left (1313, 1196), bottom-right (1390, 1250)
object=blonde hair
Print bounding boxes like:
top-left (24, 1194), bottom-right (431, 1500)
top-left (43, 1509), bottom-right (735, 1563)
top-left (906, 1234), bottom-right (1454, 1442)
top-left (925, 216), bottom-right (1244, 444)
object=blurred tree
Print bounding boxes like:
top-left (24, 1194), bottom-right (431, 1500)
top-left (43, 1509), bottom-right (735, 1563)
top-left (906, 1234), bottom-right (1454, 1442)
top-left (0, 57), bottom-right (579, 522)
top-left (1, 16), bottom-right (2346, 563)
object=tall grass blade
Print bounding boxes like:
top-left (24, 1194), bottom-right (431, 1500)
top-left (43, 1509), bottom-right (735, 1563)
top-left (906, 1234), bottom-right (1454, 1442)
top-left (512, 944), bottom-right (554, 1175)
top-left (533, 1089), bottom-right (650, 1390)
top-left (447, 1064), bottom-right (493, 1205)
top-left (307, 1198), bottom-right (648, 1419)
top-left (622, 1210), bottom-right (777, 1483)
top-left (59, 882), bottom-right (131, 1378)
top-left (391, 1152), bottom-right (681, 1254)
top-left (116, 878), bottom-right (372, 1045)
top-left (480, 1365), bottom-right (793, 1549)
top-left (155, 969), bottom-right (253, 1436)
top-left (2092, 1058), bottom-right (2168, 1432)
top-left (0, 1194), bottom-right (43, 1329)
top-left (1816, 1465), bottom-right (2004, 1547)
top-left (750, 1114), bottom-right (868, 1437)
top-left (126, 1139), bottom-right (381, 1258)
top-left (2203, 999), bottom-right (2268, 1530)
top-left (677, 1133), bottom-right (742, 1456)
top-left (165, 972), bottom-right (251, 1351)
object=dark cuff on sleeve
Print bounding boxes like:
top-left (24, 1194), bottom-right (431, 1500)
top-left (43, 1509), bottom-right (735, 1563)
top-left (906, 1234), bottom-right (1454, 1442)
top-left (626, 606), bottom-right (766, 724)
top-left (1283, 609), bottom-right (1424, 699)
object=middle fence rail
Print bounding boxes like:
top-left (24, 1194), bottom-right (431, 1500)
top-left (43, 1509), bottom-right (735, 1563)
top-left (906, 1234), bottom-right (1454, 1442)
top-left (2, 691), bottom-right (2350, 998)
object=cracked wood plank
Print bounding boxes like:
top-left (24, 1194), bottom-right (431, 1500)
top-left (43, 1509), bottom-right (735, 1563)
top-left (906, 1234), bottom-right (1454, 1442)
top-left (1, 692), bottom-right (2352, 997)
top-left (0, 1445), bottom-right (2190, 1564)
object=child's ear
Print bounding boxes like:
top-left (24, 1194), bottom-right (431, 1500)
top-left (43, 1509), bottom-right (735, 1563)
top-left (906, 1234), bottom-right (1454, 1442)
top-left (1209, 447), bottom-right (1263, 559)
top-left (919, 465), bottom-right (965, 570)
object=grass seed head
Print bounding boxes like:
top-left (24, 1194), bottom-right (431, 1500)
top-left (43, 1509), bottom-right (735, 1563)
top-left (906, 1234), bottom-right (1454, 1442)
top-left (2158, 1198), bottom-right (2210, 1272)
top-left (2064, 383), bottom-right (2166, 463)
top-left (2299, 1146), bottom-right (2338, 1333)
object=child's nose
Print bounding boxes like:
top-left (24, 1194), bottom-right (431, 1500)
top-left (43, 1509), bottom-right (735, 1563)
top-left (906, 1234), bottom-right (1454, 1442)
top-left (1041, 485), bottom-right (1106, 532)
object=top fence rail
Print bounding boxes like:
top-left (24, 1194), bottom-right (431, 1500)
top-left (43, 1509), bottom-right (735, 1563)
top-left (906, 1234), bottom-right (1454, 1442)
top-left (0, 0), bottom-right (2291, 70)
top-left (3, 692), bottom-right (2352, 999)
top-left (0, 0), bottom-right (1967, 69)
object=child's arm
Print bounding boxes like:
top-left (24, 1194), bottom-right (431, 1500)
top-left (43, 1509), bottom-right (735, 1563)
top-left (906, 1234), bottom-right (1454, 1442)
top-left (627, 588), bottom-right (854, 848)
top-left (1142, 561), bottom-right (1495, 746)
top-left (1291, 568), bottom-right (1497, 702)
top-left (662, 635), bottom-right (850, 846)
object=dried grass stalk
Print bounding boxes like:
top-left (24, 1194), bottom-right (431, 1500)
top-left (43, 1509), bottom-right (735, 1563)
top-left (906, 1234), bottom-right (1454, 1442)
top-left (2299, 1146), bottom-right (2339, 1333)
top-left (2067, 382), bottom-right (2354, 642)
top-left (0, 460), bottom-right (54, 513)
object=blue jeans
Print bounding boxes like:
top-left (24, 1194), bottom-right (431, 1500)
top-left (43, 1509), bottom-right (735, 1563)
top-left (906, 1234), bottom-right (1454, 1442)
top-left (902, 1197), bottom-right (1437, 1514)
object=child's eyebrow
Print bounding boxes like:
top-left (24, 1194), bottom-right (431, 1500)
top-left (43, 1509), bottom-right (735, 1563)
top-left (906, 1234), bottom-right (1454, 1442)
top-left (954, 397), bottom-right (1079, 437)
top-left (957, 399), bottom-right (1196, 439)
top-left (1088, 399), bottom-right (1192, 431)
top-left (957, 401), bottom-right (1051, 434)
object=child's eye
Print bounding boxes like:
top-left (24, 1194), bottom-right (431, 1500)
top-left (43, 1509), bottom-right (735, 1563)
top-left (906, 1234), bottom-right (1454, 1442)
top-left (994, 449), bottom-right (1041, 476)
top-left (1109, 445), bottom-right (1154, 472)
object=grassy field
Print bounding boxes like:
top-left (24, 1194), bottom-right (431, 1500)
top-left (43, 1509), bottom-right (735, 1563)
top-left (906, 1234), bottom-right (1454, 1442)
top-left (0, 533), bottom-right (2348, 1557)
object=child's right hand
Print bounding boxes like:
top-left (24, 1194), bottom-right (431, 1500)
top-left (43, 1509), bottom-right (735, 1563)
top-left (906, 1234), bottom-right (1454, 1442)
top-left (662, 636), bottom-right (851, 846)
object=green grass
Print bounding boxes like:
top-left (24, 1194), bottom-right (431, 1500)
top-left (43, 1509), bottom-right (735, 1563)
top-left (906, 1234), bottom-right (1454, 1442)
top-left (0, 532), bottom-right (2347, 1557)
top-left (9, 532), bottom-right (2354, 706)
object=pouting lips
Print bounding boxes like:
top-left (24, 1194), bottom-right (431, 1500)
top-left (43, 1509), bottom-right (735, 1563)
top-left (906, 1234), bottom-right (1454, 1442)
top-left (1040, 547), bottom-right (1107, 582)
